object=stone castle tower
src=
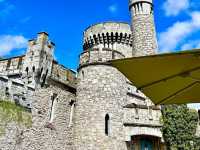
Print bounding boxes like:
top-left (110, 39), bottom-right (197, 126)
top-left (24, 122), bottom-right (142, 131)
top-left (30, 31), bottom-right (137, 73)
top-left (23, 32), bottom-right (55, 88)
top-left (74, 22), bottom-right (132, 149)
top-left (0, 0), bottom-right (170, 149)
top-left (129, 0), bottom-right (158, 56)
top-left (74, 0), bottom-right (164, 147)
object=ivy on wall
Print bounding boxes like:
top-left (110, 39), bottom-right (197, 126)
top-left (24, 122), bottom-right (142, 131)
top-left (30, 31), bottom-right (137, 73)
top-left (0, 100), bottom-right (32, 136)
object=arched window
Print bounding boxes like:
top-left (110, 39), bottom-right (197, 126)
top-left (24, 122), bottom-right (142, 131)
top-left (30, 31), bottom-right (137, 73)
top-left (105, 114), bottom-right (110, 136)
top-left (49, 93), bottom-right (58, 123)
top-left (82, 71), bottom-right (84, 79)
top-left (25, 67), bottom-right (29, 75)
top-left (32, 66), bottom-right (35, 72)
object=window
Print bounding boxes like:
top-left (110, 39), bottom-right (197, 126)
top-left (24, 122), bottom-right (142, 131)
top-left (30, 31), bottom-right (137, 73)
top-left (149, 107), bottom-right (153, 120)
top-left (5, 87), bottom-right (9, 97)
top-left (69, 100), bottom-right (75, 127)
top-left (82, 70), bottom-right (84, 79)
top-left (135, 108), bottom-right (139, 119)
top-left (32, 66), bottom-right (35, 72)
top-left (49, 93), bottom-right (58, 123)
top-left (25, 67), bottom-right (29, 75)
top-left (105, 114), bottom-right (110, 136)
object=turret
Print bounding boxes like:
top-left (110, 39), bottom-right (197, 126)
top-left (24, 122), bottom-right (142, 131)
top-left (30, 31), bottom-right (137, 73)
top-left (22, 32), bottom-right (55, 88)
top-left (83, 22), bottom-right (133, 58)
top-left (129, 0), bottom-right (158, 56)
top-left (74, 22), bottom-right (129, 149)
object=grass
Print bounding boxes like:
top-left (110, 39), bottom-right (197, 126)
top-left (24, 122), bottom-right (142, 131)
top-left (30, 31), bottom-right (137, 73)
top-left (0, 100), bottom-right (32, 136)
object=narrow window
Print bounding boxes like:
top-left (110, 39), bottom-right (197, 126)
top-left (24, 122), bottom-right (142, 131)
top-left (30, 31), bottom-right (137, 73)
top-left (82, 71), bottom-right (84, 79)
top-left (5, 87), bottom-right (9, 97)
top-left (32, 66), bottom-right (35, 72)
top-left (149, 107), bottom-right (153, 120)
top-left (105, 114), bottom-right (110, 136)
top-left (69, 100), bottom-right (75, 127)
top-left (135, 107), bottom-right (139, 119)
top-left (49, 93), bottom-right (58, 123)
top-left (25, 67), bottom-right (29, 75)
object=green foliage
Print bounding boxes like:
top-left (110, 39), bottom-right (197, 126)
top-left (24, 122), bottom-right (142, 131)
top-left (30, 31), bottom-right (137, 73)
top-left (0, 100), bottom-right (32, 136)
top-left (161, 105), bottom-right (199, 150)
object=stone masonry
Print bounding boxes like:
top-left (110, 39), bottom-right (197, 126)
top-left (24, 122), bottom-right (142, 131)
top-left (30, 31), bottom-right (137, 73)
top-left (129, 0), bottom-right (158, 56)
top-left (2, 0), bottom-right (198, 149)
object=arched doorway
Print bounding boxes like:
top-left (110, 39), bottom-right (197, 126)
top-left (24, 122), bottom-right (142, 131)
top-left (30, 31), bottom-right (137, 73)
top-left (129, 135), bottom-right (162, 150)
top-left (140, 138), bottom-right (153, 150)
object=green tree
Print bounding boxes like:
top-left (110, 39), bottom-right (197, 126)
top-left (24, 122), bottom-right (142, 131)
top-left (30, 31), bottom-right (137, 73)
top-left (161, 105), bottom-right (199, 150)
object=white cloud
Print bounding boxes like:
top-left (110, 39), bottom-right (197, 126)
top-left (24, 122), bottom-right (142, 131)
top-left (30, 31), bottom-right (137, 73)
top-left (0, 35), bottom-right (28, 56)
top-left (108, 4), bottom-right (118, 14)
top-left (188, 103), bottom-right (200, 110)
top-left (158, 11), bottom-right (200, 53)
top-left (181, 40), bottom-right (200, 50)
top-left (163, 0), bottom-right (189, 16)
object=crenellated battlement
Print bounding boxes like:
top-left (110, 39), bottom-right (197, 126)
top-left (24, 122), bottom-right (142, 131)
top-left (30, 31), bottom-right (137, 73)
top-left (83, 22), bottom-right (133, 58)
top-left (129, 0), bottom-right (153, 15)
top-left (0, 55), bottom-right (25, 76)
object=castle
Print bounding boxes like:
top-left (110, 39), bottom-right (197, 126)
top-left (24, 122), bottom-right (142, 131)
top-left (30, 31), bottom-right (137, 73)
top-left (0, 0), bottom-right (168, 149)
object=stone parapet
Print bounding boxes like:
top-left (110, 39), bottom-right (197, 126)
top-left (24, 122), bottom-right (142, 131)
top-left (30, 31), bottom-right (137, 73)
top-left (79, 48), bottom-right (125, 66)
top-left (83, 22), bottom-right (133, 57)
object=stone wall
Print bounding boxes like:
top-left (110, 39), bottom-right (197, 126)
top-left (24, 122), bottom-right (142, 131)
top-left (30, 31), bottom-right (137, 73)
top-left (0, 56), bottom-right (24, 75)
top-left (131, 15), bottom-right (158, 56)
top-left (80, 48), bottom-right (125, 66)
top-left (51, 61), bottom-right (76, 87)
top-left (0, 76), bottom-right (34, 108)
top-left (74, 65), bottom-right (128, 150)
top-left (20, 79), bottom-right (76, 150)
top-left (129, 0), bottom-right (158, 56)
top-left (0, 101), bottom-right (32, 150)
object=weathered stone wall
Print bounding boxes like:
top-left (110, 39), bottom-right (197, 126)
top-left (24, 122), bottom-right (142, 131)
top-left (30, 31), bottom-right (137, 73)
top-left (0, 56), bottom-right (24, 75)
top-left (131, 15), bottom-right (158, 56)
top-left (80, 48), bottom-right (125, 66)
top-left (20, 80), bottom-right (76, 150)
top-left (74, 65), bottom-right (128, 150)
top-left (0, 101), bottom-right (32, 150)
top-left (51, 61), bottom-right (76, 87)
top-left (129, 0), bottom-right (158, 56)
top-left (123, 106), bottom-right (162, 141)
top-left (0, 76), bottom-right (34, 108)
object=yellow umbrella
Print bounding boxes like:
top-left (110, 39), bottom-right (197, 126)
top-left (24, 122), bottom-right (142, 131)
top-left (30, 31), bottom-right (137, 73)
top-left (110, 50), bottom-right (200, 105)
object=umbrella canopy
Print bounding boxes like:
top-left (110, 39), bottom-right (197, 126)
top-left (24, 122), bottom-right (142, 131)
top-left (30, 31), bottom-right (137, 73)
top-left (110, 50), bottom-right (200, 105)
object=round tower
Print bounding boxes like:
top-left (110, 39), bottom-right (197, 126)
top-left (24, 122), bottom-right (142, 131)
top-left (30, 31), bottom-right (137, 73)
top-left (83, 22), bottom-right (133, 58)
top-left (129, 0), bottom-right (158, 56)
top-left (74, 22), bottom-right (130, 149)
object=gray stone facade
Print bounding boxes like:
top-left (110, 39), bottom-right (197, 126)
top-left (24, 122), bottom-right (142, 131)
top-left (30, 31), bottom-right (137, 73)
top-left (0, 0), bottom-right (170, 149)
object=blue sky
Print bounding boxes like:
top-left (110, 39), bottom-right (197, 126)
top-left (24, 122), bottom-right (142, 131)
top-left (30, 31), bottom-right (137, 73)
top-left (1, 0), bottom-right (200, 70)
top-left (1, 0), bottom-right (200, 109)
